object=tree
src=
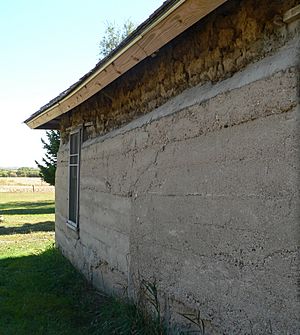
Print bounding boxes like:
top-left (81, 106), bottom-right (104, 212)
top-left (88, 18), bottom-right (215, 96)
top-left (35, 130), bottom-right (60, 186)
top-left (99, 20), bottom-right (135, 59)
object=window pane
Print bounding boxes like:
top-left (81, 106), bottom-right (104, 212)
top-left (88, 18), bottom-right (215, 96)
top-left (70, 155), bottom-right (78, 165)
top-left (69, 130), bottom-right (81, 226)
top-left (69, 166), bottom-right (78, 223)
top-left (70, 133), bottom-right (79, 155)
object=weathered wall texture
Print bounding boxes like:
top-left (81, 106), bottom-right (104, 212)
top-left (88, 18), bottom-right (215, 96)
top-left (55, 0), bottom-right (299, 334)
top-left (60, 0), bottom-right (298, 143)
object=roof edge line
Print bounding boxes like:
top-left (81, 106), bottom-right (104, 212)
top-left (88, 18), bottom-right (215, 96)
top-left (26, 0), bottom-right (186, 129)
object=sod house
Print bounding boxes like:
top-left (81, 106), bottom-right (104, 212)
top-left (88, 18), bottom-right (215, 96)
top-left (25, 0), bottom-right (300, 333)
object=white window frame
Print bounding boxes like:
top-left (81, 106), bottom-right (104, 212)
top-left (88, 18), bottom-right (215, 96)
top-left (66, 128), bottom-right (81, 231)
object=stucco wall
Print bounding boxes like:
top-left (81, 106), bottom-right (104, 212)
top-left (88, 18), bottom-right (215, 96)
top-left (55, 1), bottom-right (299, 333)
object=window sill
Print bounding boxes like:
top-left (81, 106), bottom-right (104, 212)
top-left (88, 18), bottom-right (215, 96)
top-left (66, 220), bottom-right (79, 232)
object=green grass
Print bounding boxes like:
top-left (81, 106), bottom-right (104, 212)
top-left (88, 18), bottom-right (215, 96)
top-left (0, 192), bottom-right (166, 335)
top-left (0, 192), bottom-right (99, 335)
top-left (0, 193), bottom-right (55, 259)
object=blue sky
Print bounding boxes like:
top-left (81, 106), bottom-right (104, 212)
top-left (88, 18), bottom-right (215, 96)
top-left (0, 0), bottom-right (164, 167)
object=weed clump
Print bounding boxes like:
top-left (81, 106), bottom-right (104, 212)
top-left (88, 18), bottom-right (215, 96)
top-left (91, 295), bottom-right (166, 335)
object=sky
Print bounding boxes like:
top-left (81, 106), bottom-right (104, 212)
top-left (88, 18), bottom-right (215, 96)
top-left (0, 0), bottom-right (164, 168)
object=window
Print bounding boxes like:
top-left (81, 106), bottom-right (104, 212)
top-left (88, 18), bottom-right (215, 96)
top-left (67, 130), bottom-right (81, 230)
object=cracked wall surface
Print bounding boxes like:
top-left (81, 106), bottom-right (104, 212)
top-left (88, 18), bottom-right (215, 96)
top-left (55, 0), bottom-right (299, 334)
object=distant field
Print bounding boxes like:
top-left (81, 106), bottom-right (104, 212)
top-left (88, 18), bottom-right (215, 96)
top-left (0, 177), bottom-right (49, 186)
top-left (0, 177), bottom-right (54, 193)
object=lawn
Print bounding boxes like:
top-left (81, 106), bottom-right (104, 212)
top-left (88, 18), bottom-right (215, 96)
top-left (0, 192), bottom-right (102, 335)
top-left (0, 193), bottom-right (55, 258)
top-left (0, 192), bottom-right (165, 335)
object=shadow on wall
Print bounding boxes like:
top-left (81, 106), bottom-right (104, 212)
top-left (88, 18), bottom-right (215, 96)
top-left (0, 221), bottom-right (54, 236)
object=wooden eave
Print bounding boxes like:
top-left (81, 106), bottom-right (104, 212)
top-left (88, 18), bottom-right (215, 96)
top-left (25, 0), bottom-right (227, 130)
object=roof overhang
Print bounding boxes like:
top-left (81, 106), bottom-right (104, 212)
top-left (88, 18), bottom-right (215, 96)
top-left (25, 0), bottom-right (227, 129)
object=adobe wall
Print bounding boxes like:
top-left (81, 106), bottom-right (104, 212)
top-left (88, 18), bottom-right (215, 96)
top-left (55, 0), bottom-right (299, 334)
top-left (60, 0), bottom-right (298, 143)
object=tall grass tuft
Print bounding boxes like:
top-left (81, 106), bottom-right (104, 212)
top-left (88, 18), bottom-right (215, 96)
top-left (91, 295), bottom-right (166, 335)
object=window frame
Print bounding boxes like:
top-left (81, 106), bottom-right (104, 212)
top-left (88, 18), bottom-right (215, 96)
top-left (66, 128), bottom-right (81, 231)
